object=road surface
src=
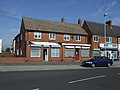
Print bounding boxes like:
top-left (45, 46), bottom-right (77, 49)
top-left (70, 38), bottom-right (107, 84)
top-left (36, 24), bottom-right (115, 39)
top-left (0, 68), bottom-right (120, 90)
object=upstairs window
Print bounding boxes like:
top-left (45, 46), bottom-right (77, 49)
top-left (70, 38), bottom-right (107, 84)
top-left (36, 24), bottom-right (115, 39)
top-left (34, 32), bottom-right (41, 39)
top-left (106, 37), bottom-right (112, 43)
top-left (118, 38), bottom-right (120, 43)
top-left (49, 33), bottom-right (56, 40)
top-left (64, 34), bottom-right (70, 41)
top-left (76, 35), bottom-right (81, 41)
top-left (93, 35), bottom-right (99, 42)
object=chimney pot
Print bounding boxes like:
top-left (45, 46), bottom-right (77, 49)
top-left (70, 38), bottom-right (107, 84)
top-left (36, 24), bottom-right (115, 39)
top-left (61, 17), bottom-right (65, 23)
top-left (106, 20), bottom-right (112, 29)
top-left (78, 18), bottom-right (82, 26)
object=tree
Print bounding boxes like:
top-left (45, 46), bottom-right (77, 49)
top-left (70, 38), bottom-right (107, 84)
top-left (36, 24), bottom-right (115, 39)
top-left (5, 47), bottom-right (11, 52)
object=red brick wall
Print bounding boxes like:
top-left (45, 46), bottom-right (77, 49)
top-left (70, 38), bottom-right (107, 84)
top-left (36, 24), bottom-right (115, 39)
top-left (16, 20), bottom-right (89, 62)
top-left (26, 31), bottom-right (87, 44)
top-left (20, 21), bottom-right (26, 57)
top-left (0, 57), bottom-right (28, 62)
top-left (91, 36), bottom-right (117, 49)
top-left (0, 57), bottom-right (45, 62)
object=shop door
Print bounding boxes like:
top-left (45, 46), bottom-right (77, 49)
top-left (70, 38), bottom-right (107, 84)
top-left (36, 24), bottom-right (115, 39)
top-left (43, 48), bottom-right (48, 61)
top-left (75, 49), bottom-right (79, 60)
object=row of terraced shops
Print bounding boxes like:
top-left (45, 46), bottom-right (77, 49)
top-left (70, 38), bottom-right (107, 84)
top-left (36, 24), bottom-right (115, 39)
top-left (12, 17), bottom-right (120, 62)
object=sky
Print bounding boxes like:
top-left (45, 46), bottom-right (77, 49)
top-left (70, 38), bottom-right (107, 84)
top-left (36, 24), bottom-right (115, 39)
top-left (0, 0), bottom-right (120, 50)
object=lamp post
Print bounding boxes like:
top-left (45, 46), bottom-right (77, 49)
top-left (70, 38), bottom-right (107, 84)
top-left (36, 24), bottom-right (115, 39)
top-left (104, 13), bottom-right (108, 57)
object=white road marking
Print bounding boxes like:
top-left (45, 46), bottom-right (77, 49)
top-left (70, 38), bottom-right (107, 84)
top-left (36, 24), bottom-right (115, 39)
top-left (118, 73), bottom-right (120, 75)
top-left (69, 75), bottom-right (106, 84)
top-left (32, 88), bottom-right (39, 90)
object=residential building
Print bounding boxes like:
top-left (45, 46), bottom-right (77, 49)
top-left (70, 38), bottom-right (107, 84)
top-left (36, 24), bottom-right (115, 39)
top-left (83, 20), bottom-right (120, 60)
top-left (12, 34), bottom-right (21, 56)
top-left (13, 17), bottom-right (91, 62)
top-left (0, 39), bottom-right (2, 53)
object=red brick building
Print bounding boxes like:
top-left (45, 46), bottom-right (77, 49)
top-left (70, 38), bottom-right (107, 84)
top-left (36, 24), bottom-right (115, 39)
top-left (83, 20), bottom-right (120, 60)
top-left (13, 17), bottom-right (91, 62)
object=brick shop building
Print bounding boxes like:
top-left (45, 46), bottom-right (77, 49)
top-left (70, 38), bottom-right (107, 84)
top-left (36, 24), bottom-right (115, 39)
top-left (83, 20), bottom-right (120, 60)
top-left (13, 17), bottom-right (91, 62)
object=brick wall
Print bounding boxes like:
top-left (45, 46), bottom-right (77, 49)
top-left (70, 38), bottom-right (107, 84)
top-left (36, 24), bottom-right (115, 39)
top-left (26, 31), bottom-right (87, 44)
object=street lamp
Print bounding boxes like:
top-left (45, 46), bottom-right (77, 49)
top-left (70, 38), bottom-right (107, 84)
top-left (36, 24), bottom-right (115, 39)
top-left (104, 13), bottom-right (108, 57)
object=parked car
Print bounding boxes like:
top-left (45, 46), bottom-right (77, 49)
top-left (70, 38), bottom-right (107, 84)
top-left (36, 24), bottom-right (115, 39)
top-left (82, 56), bottom-right (113, 67)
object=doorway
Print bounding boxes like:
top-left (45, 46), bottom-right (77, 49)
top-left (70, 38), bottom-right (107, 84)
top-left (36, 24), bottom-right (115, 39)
top-left (75, 49), bottom-right (79, 60)
top-left (43, 48), bottom-right (48, 61)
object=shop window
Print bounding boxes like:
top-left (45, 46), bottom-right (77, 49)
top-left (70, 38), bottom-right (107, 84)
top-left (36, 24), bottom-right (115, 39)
top-left (81, 49), bottom-right (89, 57)
top-left (65, 48), bottom-right (74, 57)
top-left (30, 47), bottom-right (40, 57)
top-left (51, 48), bottom-right (60, 57)
top-left (92, 51), bottom-right (100, 56)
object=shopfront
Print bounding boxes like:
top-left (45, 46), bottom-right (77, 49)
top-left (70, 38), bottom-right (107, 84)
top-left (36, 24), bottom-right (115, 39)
top-left (100, 43), bottom-right (118, 60)
top-left (62, 43), bottom-right (91, 61)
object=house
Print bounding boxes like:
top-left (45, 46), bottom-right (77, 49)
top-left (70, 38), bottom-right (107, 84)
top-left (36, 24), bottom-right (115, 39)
top-left (83, 20), bottom-right (120, 60)
top-left (0, 39), bottom-right (2, 53)
top-left (13, 17), bottom-right (91, 62)
top-left (12, 34), bottom-right (21, 56)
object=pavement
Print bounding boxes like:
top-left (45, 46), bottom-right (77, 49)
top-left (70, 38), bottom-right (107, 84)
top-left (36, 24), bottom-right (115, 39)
top-left (0, 61), bottom-right (120, 72)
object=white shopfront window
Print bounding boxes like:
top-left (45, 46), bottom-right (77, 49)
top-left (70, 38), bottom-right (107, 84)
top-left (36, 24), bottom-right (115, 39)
top-left (30, 47), bottom-right (40, 57)
top-left (51, 48), bottom-right (60, 57)
top-left (65, 48), bottom-right (74, 57)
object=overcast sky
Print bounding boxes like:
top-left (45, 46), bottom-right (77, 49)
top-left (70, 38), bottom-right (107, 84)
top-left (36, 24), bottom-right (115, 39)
top-left (0, 0), bottom-right (120, 50)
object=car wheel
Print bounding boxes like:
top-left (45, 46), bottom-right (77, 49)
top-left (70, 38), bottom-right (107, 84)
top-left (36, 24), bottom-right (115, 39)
top-left (91, 63), bottom-right (95, 68)
top-left (107, 63), bottom-right (111, 67)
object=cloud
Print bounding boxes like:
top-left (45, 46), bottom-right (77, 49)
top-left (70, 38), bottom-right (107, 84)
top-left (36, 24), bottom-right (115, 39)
top-left (112, 1), bottom-right (117, 6)
top-left (98, 1), bottom-right (117, 13)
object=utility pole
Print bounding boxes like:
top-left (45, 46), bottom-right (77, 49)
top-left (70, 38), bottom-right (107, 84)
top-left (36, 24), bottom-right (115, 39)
top-left (104, 13), bottom-right (108, 57)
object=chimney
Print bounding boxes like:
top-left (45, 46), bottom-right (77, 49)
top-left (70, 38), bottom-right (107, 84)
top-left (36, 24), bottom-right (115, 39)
top-left (106, 20), bottom-right (112, 29)
top-left (78, 18), bottom-right (82, 26)
top-left (61, 17), bottom-right (65, 23)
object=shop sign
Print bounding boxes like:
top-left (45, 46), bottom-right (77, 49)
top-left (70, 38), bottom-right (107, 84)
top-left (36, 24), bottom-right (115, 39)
top-left (100, 43), bottom-right (117, 49)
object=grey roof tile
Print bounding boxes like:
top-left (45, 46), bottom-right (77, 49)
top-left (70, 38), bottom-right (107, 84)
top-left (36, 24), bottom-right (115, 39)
top-left (85, 21), bottom-right (120, 37)
top-left (22, 17), bottom-right (88, 35)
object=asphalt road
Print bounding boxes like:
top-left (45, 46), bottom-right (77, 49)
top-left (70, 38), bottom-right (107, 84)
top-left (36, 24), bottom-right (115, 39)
top-left (0, 68), bottom-right (120, 90)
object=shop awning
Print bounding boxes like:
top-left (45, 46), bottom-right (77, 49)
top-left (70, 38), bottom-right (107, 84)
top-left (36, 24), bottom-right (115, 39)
top-left (62, 43), bottom-right (91, 47)
top-left (28, 41), bottom-right (61, 47)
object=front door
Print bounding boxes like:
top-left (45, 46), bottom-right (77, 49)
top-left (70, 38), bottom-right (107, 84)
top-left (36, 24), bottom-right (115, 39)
top-left (75, 49), bottom-right (79, 60)
top-left (43, 48), bottom-right (48, 61)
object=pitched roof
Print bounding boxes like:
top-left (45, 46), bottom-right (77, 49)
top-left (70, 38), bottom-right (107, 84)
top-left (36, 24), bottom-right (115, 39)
top-left (84, 21), bottom-right (120, 37)
top-left (22, 17), bottom-right (88, 35)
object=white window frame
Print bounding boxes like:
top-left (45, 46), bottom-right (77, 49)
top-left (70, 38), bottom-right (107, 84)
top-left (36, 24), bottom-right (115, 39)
top-left (30, 47), bottom-right (40, 57)
top-left (81, 49), bottom-right (89, 58)
top-left (118, 38), bottom-right (120, 43)
top-left (65, 48), bottom-right (74, 57)
top-left (76, 35), bottom-right (81, 41)
top-left (49, 33), bottom-right (56, 40)
top-left (93, 35), bottom-right (99, 42)
top-left (21, 34), bottom-right (22, 40)
top-left (106, 37), bottom-right (112, 43)
top-left (34, 32), bottom-right (41, 39)
top-left (64, 34), bottom-right (70, 41)
top-left (51, 47), bottom-right (60, 57)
